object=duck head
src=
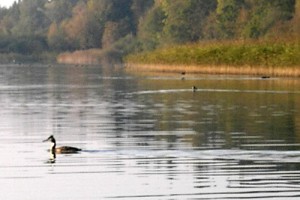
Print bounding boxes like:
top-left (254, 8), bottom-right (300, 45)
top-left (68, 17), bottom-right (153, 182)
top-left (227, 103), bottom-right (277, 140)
top-left (43, 135), bottom-right (56, 143)
top-left (43, 135), bottom-right (56, 151)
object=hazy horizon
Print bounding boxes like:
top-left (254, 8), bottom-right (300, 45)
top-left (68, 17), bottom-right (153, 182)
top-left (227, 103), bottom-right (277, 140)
top-left (0, 0), bottom-right (17, 8)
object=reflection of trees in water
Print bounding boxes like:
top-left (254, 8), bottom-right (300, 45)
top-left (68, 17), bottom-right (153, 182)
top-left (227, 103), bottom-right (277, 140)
top-left (125, 77), bottom-right (300, 150)
top-left (44, 64), bottom-right (300, 151)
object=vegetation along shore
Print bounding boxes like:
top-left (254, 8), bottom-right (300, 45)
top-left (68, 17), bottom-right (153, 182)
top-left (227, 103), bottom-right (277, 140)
top-left (0, 0), bottom-right (300, 76)
top-left (125, 40), bottom-right (300, 77)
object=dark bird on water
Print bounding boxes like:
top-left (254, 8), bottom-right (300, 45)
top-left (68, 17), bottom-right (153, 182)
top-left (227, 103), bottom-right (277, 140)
top-left (192, 86), bottom-right (197, 92)
top-left (192, 86), bottom-right (198, 92)
top-left (43, 135), bottom-right (81, 154)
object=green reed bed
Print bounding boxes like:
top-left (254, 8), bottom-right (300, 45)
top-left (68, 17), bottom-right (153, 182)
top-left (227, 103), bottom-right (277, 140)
top-left (126, 41), bottom-right (300, 68)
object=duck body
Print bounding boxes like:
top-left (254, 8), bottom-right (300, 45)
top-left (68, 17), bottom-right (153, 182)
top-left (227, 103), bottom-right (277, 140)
top-left (55, 146), bottom-right (82, 154)
top-left (43, 135), bottom-right (81, 154)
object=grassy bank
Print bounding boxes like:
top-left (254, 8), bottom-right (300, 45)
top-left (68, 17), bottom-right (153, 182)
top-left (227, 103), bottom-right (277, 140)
top-left (125, 40), bottom-right (300, 77)
top-left (0, 52), bottom-right (57, 64)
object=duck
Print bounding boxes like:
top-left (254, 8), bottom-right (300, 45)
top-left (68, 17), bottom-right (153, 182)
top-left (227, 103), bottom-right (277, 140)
top-left (192, 86), bottom-right (197, 92)
top-left (43, 135), bottom-right (81, 154)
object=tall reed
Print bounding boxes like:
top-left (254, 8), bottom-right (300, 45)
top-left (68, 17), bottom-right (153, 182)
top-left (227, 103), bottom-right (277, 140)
top-left (125, 40), bottom-right (300, 76)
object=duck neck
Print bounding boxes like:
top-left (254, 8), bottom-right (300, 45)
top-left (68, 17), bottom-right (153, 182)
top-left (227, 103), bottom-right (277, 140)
top-left (50, 142), bottom-right (56, 153)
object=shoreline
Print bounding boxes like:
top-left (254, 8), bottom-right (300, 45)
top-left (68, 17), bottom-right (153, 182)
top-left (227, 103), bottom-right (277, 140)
top-left (57, 49), bottom-right (122, 65)
top-left (125, 63), bottom-right (300, 77)
top-left (0, 52), bottom-right (57, 64)
top-left (124, 40), bottom-right (300, 77)
top-left (57, 49), bottom-right (103, 65)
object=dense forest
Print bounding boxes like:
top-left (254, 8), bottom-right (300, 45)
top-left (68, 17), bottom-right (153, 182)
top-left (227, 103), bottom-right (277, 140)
top-left (0, 0), bottom-right (299, 60)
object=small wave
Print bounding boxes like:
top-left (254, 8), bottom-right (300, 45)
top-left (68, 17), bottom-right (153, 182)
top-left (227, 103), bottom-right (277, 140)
top-left (131, 88), bottom-right (300, 95)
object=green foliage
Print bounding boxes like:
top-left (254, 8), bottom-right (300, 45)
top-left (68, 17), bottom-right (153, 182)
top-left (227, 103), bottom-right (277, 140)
top-left (138, 5), bottom-right (166, 50)
top-left (44, 0), bottom-right (79, 23)
top-left (0, 35), bottom-right (48, 54)
top-left (47, 22), bottom-right (73, 51)
top-left (105, 34), bottom-right (142, 62)
top-left (12, 0), bottom-right (50, 36)
top-left (242, 0), bottom-right (296, 38)
top-left (131, 0), bottom-right (155, 34)
top-left (160, 0), bottom-right (217, 44)
top-left (0, 0), bottom-right (299, 62)
top-left (126, 41), bottom-right (300, 67)
top-left (214, 0), bottom-right (244, 38)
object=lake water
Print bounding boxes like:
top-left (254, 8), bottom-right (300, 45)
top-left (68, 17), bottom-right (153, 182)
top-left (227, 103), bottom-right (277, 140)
top-left (0, 63), bottom-right (299, 199)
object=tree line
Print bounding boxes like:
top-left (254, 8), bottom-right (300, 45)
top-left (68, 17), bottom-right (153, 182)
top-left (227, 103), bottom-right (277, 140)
top-left (0, 0), bottom-right (299, 56)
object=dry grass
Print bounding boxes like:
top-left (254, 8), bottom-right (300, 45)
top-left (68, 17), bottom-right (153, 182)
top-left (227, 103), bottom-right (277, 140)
top-left (57, 48), bottom-right (123, 65)
top-left (57, 49), bottom-right (103, 65)
top-left (125, 64), bottom-right (300, 77)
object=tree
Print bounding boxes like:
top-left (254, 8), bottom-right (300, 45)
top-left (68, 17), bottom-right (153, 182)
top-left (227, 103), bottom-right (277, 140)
top-left (294, 0), bottom-right (300, 34)
top-left (160, 0), bottom-right (217, 44)
top-left (46, 1), bottom-right (86, 51)
top-left (102, 18), bottom-right (132, 49)
top-left (47, 22), bottom-right (71, 50)
top-left (63, 2), bottom-right (87, 49)
top-left (138, 4), bottom-right (166, 50)
top-left (0, 2), bottom-right (20, 35)
top-left (242, 0), bottom-right (296, 38)
top-left (44, 0), bottom-right (79, 23)
top-left (12, 0), bottom-right (50, 36)
top-left (85, 0), bottom-right (135, 48)
top-left (131, 0), bottom-right (154, 35)
top-left (215, 0), bottom-right (244, 39)
top-left (0, 0), bottom-right (298, 55)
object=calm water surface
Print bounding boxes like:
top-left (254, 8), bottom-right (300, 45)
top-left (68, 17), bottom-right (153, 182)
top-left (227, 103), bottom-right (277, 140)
top-left (0, 64), bottom-right (299, 199)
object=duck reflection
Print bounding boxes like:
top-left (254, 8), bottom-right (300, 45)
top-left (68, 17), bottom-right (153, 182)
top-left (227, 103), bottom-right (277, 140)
top-left (46, 152), bottom-right (56, 164)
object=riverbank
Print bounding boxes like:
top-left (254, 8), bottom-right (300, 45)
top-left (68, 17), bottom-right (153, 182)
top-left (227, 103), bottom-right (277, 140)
top-left (125, 40), bottom-right (300, 77)
top-left (125, 64), bottom-right (300, 77)
top-left (57, 48), bottom-right (122, 65)
top-left (0, 52), bottom-right (57, 64)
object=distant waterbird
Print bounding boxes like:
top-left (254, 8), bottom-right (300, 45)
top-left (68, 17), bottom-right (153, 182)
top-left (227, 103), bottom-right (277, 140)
top-left (43, 135), bottom-right (81, 154)
top-left (192, 86), bottom-right (197, 92)
top-left (181, 72), bottom-right (186, 80)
